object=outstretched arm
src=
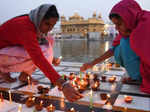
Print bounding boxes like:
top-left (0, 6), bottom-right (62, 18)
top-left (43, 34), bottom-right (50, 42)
top-left (80, 49), bottom-right (114, 72)
top-left (20, 30), bottom-right (82, 102)
top-left (90, 48), bottom-right (114, 65)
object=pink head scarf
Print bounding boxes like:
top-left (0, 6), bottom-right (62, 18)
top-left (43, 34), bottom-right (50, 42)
top-left (110, 0), bottom-right (150, 94)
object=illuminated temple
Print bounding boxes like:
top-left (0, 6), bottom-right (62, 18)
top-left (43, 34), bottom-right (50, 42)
top-left (61, 12), bottom-right (105, 39)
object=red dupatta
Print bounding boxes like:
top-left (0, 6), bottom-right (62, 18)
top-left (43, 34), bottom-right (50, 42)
top-left (111, 0), bottom-right (150, 93)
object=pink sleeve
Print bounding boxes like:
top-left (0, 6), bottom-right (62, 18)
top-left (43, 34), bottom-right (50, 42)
top-left (20, 31), bottom-right (60, 83)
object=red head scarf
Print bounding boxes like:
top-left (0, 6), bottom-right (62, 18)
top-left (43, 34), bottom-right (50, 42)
top-left (110, 0), bottom-right (150, 94)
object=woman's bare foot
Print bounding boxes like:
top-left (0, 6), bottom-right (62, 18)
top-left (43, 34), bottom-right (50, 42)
top-left (19, 72), bottom-right (38, 84)
top-left (0, 72), bottom-right (17, 83)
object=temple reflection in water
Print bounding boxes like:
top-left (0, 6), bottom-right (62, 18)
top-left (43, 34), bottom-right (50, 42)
top-left (54, 40), bottom-right (112, 62)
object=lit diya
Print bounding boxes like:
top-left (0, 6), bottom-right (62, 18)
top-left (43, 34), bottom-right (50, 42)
top-left (124, 95), bottom-right (133, 103)
top-left (107, 62), bottom-right (114, 67)
top-left (91, 81), bottom-right (100, 91)
top-left (35, 100), bottom-right (43, 111)
top-left (46, 104), bottom-right (55, 112)
top-left (25, 97), bottom-right (35, 107)
top-left (37, 85), bottom-right (49, 94)
top-left (78, 79), bottom-right (88, 88)
top-left (67, 107), bottom-right (76, 112)
top-left (108, 75), bottom-right (116, 83)
top-left (114, 63), bottom-right (120, 67)
top-left (78, 85), bottom-right (86, 93)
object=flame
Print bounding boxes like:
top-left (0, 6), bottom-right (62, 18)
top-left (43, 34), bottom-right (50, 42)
top-left (70, 107), bottom-right (75, 111)
top-left (50, 104), bottom-right (53, 107)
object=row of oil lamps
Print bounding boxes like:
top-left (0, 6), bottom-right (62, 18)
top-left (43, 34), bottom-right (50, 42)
top-left (0, 90), bottom-right (132, 112)
top-left (62, 72), bottom-right (117, 93)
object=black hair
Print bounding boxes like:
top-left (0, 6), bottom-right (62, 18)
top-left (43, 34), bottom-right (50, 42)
top-left (43, 5), bottom-right (59, 20)
top-left (109, 13), bottom-right (121, 20)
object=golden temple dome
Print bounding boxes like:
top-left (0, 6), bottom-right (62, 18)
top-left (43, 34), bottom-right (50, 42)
top-left (98, 13), bottom-right (102, 18)
top-left (92, 12), bottom-right (97, 18)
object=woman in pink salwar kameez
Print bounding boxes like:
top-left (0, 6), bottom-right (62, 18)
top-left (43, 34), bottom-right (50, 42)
top-left (0, 34), bottom-right (58, 83)
top-left (0, 4), bottom-right (82, 102)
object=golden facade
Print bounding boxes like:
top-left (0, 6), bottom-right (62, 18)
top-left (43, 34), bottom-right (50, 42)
top-left (61, 12), bottom-right (105, 37)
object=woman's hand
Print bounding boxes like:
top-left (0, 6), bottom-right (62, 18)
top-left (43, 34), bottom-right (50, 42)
top-left (52, 57), bottom-right (61, 66)
top-left (80, 63), bottom-right (93, 72)
top-left (62, 83), bottom-right (83, 102)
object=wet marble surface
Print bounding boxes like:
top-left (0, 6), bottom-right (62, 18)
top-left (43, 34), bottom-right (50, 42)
top-left (0, 61), bottom-right (149, 112)
top-left (114, 95), bottom-right (150, 111)
top-left (0, 80), bottom-right (24, 89)
top-left (18, 84), bottom-right (50, 93)
top-left (120, 84), bottom-right (149, 95)
top-left (0, 100), bottom-right (19, 112)
top-left (104, 70), bottom-right (125, 76)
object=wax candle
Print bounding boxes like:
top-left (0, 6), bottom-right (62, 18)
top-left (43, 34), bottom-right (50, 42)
top-left (79, 72), bottom-right (82, 79)
top-left (107, 94), bottom-right (110, 99)
top-left (111, 83), bottom-right (116, 91)
top-left (27, 76), bottom-right (31, 89)
top-left (18, 104), bottom-right (22, 112)
top-left (8, 90), bottom-right (12, 104)
top-left (40, 100), bottom-right (43, 106)
top-left (89, 90), bottom-right (93, 109)
top-left (0, 92), bottom-right (3, 102)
